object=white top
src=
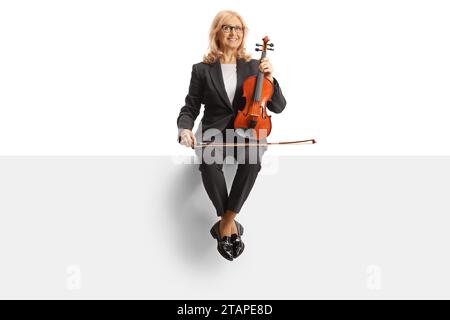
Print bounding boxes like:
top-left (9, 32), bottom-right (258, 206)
top-left (220, 63), bottom-right (237, 105)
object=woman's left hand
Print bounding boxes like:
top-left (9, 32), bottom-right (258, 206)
top-left (259, 57), bottom-right (273, 82)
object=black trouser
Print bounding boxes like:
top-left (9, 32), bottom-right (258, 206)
top-left (196, 131), bottom-right (265, 216)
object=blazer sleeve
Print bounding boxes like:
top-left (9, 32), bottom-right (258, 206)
top-left (266, 77), bottom-right (287, 114)
top-left (176, 64), bottom-right (204, 141)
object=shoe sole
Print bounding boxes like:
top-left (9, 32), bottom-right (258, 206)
top-left (235, 221), bottom-right (244, 236)
top-left (210, 226), bottom-right (216, 239)
top-left (233, 221), bottom-right (245, 258)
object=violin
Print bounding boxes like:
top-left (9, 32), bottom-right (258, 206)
top-left (234, 36), bottom-right (274, 141)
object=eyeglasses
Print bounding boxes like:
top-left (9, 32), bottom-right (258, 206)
top-left (221, 24), bottom-right (243, 34)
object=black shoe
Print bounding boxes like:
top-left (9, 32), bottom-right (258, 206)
top-left (230, 220), bottom-right (245, 258)
top-left (210, 221), bottom-right (234, 261)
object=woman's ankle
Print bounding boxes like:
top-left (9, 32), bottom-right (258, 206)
top-left (219, 219), bottom-right (232, 237)
top-left (222, 210), bottom-right (237, 221)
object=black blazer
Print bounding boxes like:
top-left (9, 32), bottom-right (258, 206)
top-left (176, 58), bottom-right (287, 142)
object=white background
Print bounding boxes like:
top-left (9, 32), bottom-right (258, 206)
top-left (2, 1), bottom-right (450, 300)
top-left (1, 0), bottom-right (449, 156)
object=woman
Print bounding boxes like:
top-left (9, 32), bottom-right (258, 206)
top-left (176, 10), bottom-right (287, 261)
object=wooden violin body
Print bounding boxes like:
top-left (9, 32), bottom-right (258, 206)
top-left (234, 75), bottom-right (273, 140)
top-left (234, 36), bottom-right (274, 140)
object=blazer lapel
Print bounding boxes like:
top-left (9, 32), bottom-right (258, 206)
top-left (209, 60), bottom-right (233, 111)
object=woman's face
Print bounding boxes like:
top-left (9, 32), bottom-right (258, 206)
top-left (218, 16), bottom-right (243, 51)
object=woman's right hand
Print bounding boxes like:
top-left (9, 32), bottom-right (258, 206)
top-left (179, 129), bottom-right (196, 149)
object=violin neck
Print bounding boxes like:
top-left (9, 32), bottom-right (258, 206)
top-left (253, 51), bottom-right (267, 102)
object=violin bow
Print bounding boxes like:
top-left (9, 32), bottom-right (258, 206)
top-left (194, 139), bottom-right (316, 148)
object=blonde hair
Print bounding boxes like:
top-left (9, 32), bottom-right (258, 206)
top-left (203, 10), bottom-right (252, 64)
